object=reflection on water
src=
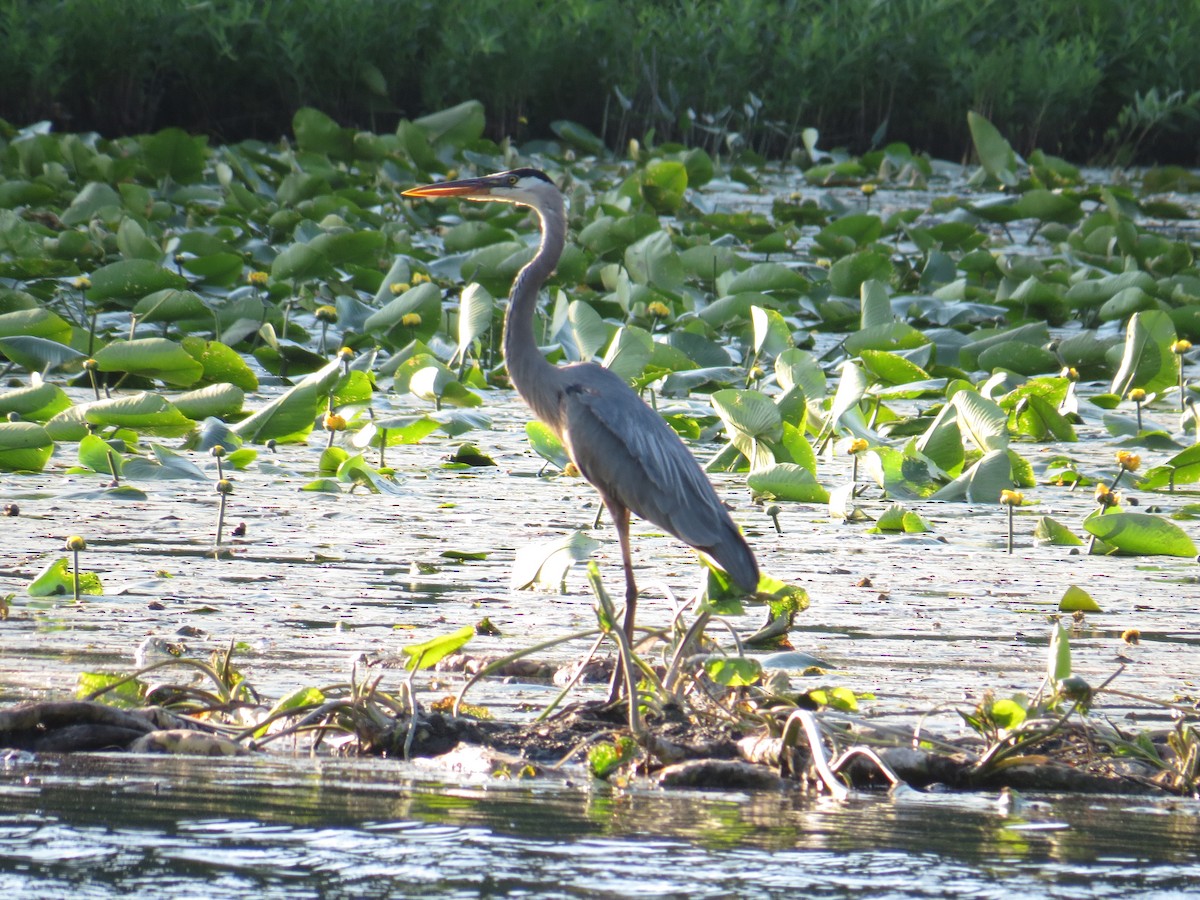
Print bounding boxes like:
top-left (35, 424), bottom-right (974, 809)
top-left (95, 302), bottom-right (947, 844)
top-left (0, 754), bottom-right (1197, 898)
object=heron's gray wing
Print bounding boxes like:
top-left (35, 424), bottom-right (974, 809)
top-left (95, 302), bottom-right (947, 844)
top-left (558, 365), bottom-right (745, 553)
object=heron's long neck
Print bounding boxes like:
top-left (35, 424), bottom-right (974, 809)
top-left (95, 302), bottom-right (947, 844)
top-left (503, 199), bottom-right (566, 425)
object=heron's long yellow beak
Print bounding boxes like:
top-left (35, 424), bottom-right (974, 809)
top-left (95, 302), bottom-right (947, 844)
top-left (402, 178), bottom-right (492, 199)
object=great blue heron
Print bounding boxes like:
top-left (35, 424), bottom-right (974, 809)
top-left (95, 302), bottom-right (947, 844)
top-left (402, 168), bottom-right (759, 661)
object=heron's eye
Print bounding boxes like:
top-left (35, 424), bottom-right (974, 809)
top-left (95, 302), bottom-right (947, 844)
top-left (507, 175), bottom-right (518, 185)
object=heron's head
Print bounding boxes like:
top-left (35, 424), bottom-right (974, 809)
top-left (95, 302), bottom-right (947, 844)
top-left (402, 168), bottom-right (557, 209)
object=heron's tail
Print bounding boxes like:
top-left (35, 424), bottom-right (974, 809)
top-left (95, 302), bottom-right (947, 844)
top-left (709, 527), bottom-right (759, 595)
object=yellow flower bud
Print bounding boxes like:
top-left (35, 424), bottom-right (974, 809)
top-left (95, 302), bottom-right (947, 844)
top-left (65, 535), bottom-right (87, 551)
top-left (216, 479), bottom-right (234, 494)
top-left (401, 313), bottom-right (422, 328)
top-left (72, 276), bottom-right (91, 290)
top-left (647, 301), bottom-right (671, 318)
top-left (1127, 388), bottom-right (1147, 402)
top-left (1116, 451), bottom-right (1141, 472)
top-left (324, 413), bottom-right (347, 432)
top-left (999, 490), bottom-right (1023, 506)
top-left (315, 305), bottom-right (338, 323)
top-left (861, 183), bottom-right (877, 196)
top-left (247, 270), bottom-right (270, 287)
top-left (390, 282), bottom-right (410, 294)
top-left (848, 438), bottom-right (869, 454)
top-left (1172, 339), bottom-right (1192, 354)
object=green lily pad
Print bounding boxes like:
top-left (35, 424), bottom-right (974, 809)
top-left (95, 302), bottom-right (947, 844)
top-left (0, 421), bottom-right (53, 472)
top-left (84, 392), bottom-right (196, 437)
top-left (93, 337), bottom-right (205, 387)
top-left (746, 463), bottom-right (830, 503)
top-left (28, 557), bottom-right (103, 597)
top-left (1083, 512), bottom-right (1198, 557)
top-left (87, 259), bottom-right (187, 303)
top-left (1059, 585), bottom-right (1102, 612)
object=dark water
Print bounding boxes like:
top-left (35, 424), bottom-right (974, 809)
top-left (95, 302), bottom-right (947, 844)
top-left (1, 754), bottom-right (1197, 899)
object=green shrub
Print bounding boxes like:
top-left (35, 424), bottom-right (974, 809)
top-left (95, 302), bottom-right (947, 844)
top-left (1, 0), bottom-right (1199, 163)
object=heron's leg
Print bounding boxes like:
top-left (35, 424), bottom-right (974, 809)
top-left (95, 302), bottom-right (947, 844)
top-left (606, 501), bottom-right (637, 703)
top-left (610, 503), bottom-right (638, 641)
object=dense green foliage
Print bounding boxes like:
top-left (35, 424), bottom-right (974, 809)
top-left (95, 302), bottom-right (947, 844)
top-left (2, 0), bottom-right (1200, 163)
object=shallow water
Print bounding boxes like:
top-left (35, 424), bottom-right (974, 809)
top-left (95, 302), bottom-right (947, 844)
top-left (1, 753), bottom-right (1198, 899)
top-left (2, 385), bottom-right (1197, 729)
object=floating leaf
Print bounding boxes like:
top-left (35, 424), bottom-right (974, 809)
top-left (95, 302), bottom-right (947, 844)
top-left (453, 283), bottom-right (495, 365)
top-left (1111, 310), bottom-right (1178, 398)
top-left (77, 433), bottom-right (121, 476)
top-left (860, 349), bottom-right (929, 385)
top-left (0, 308), bottom-right (72, 344)
top-left (1083, 512), bottom-right (1198, 557)
top-left (1138, 444), bottom-right (1200, 490)
top-left (180, 337), bottom-right (259, 392)
top-left (93, 338), bottom-right (204, 386)
top-left (133, 289), bottom-right (208, 324)
top-left (602, 324), bottom-right (653, 383)
top-left (0, 382), bottom-right (72, 422)
top-left (171, 383), bottom-right (245, 420)
top-left (511, 531), bottom-right (599, 591)
top-left (1033, 516), bottom-right (1083, 546)
top-left (750, 306), bottom-right (792, 360)
top-left (869, 502), bottom-right (933, 533)
top-left (929, 449), bottom-right (1013, 503)
top-left (142, 126), bottom-right (208, 182)
top-left (640, 159), bottom-right (688, 214)
top-left (703, 657), bottom-right (762, 687)
top-left (233, 381), bottom-right (319, 443)
top-left (746, 463), bottom-right (829, 503)
top-left (0, 421), bottom-right (53, 472)
top-left (0, 335), bottom-right (87, 372)
top-left (526, 421), bottom-right (570, 470)
top-left (1047, 622), bottom-right (1071, 685)
top-left (76, 672), bottom-right (147, 709)
top-left (255, 686), bottom-right (326, 738)
top-left (1059, 585), bottom-right (1102, 613)
top-left (87, 259), bottom-right (187, 302)
top-left (28, 557), bottom-right (103, 597)
top-left (712, 388), bottom-right (783, 470)
top-left (968, 110), bottom-right (1018, 187)
top-left (85, 392), bottom-right (195, 437)
top-left (806, 686), bottom-right (859, 712)
top-left (402, 625), bottom-right (475, 670)
top-left (952, 389), bottom-right (1009, 452)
